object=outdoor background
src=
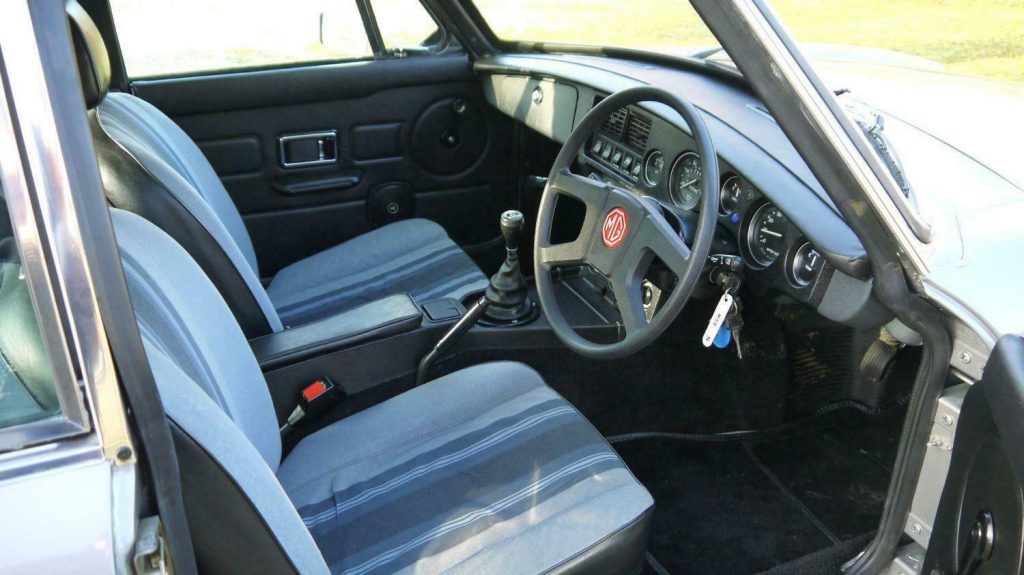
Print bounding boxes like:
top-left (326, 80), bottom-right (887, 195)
top-left (112, 0), bottom-right (1024, 85)
top-left (475, 0), bottom-right (1024, 85)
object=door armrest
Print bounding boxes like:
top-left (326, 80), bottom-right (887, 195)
top-left (250, 294), bottom-right (422, 371)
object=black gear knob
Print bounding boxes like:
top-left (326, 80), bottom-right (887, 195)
top-left (500, 210), bottom-right (525, 253)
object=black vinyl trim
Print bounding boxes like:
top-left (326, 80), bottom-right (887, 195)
top-left (170, 423), bottom-right (300, 574)
top-left (88, 110), bottom-right (275, 338)
top-left (250, 294), bottom-right (423, 371)
top-left (547, 506), bottom-right (653, 575)
top-left (130, 54), bottom-right (475, 115)
top-left (77, 0), bottom-right (129, 92)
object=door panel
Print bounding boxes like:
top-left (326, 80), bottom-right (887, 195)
top-left (923, 334), bottom-right (1024, 575)
top-left (129, 55), bottom-right (515, 276)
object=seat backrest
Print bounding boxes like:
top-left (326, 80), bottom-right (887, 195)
top-left (111, 208), bottom-right (327, 574)
top-left (67, 3), bottom-right (282, 338)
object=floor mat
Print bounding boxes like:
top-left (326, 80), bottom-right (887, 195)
top-left (620, 409), bottom-right (902, 575)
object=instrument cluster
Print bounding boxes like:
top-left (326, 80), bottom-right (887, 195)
top-left (582, 104), bottom-right (830, 299)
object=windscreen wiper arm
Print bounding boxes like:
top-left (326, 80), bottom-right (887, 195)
top-left (840, 93), bottom-right (934, 243)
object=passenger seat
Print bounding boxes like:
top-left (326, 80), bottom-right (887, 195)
top-left (67, 2), bottom-right (488, 337)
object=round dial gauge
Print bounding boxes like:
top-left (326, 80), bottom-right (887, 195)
top-left (720, 175), bottom-right (744, 216)
top-left (669, 152), bottom-right (702, 210)
top-left (644, 150), bottom-right (665, 186)
top-left (746, 203), bottom-right (789, 267)
top-left (789, 241), bottom-right (824, 286)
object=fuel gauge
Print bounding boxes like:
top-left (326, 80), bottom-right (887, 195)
top-left (789, 241), bottom-right (824, 286)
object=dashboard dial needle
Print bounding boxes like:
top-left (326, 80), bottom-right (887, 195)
top-left (761, 227), bottom-right (783, 238)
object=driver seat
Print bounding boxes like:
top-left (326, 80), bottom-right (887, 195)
top-left (111, 208), bottom-right (654, 573)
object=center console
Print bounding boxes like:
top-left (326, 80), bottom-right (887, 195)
top-left (251, 210), bottom-right (620, 424)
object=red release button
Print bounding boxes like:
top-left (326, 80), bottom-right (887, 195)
top-left (302, 380), bottom-right (329, 402)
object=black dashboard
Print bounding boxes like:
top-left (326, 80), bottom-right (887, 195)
top-left (580, 102), bottom-right (832, 309)
top-left (478, 53), bottom-right (892, 328)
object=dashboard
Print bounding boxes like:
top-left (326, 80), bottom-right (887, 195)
top-left (582, 102), bottom-right (831, 308)
top-left (479, 54), bottom-right (891, 328)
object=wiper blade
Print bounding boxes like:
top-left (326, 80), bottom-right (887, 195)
top-left (861, 114), bottom-right (914, 202)
top-left (840, 93), bottom-right (933, 242)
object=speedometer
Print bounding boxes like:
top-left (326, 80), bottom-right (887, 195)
top-left (668, 152), bottom-right (702, 210)
top-left (746, 203), bottom-right (789, 267)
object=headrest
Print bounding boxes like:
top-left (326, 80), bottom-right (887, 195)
top-left (66, 0), bottom-right (110, 109)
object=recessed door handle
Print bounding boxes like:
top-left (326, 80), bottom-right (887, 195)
top-left (279, 130), bottom-right (337, 168)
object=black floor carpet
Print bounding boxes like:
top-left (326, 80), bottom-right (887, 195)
top-left (621, 409), bottom-right (903, 575)
top-left (433, 298), bottom-right (792, 438)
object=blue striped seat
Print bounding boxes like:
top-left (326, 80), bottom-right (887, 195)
top-left (267, 218), bottom-right (488, 327)
top-left (111, 207), bottom-right (655, 573)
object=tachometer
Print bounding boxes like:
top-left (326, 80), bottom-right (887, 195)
top-left (669, 152), bottom-right (702, 210)
top-left (746, 203), bottom-right (789, 267)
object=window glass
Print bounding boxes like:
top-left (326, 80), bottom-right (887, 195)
top-left (373, 0), bottom-right (442, 51)
top-left (0, 187), bottom-right (61, 429)
top-left (110, 0), bottom-right (372, 78)
top-left (471, 0), bottom-right (715, 60)
top-left (471, 0), bottom-right (1023, 86)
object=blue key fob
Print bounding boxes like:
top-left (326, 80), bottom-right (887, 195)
top-left (712, 325), bottom-right (732, 349)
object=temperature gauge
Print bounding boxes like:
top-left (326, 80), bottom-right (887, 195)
top-left (720, 175), bottom-right (744, 216)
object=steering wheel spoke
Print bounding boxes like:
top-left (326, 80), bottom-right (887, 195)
top-left (538, 238), bottom-right (589, 267)
top-left (641, 215), bottom-right (692, 276)
top-left (548, 168), bottom-right (609, 209)
top-left (610, 245), bottom-right (650, 336)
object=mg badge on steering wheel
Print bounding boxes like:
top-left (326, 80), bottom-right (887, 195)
top-left (602, 207), bottom-right (629, 248)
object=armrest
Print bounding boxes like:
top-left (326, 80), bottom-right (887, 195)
top-left (250, 294), bottom-right (422, 371)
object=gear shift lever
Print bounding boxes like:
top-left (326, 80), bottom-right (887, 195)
top-left (415, 210), bottom-right (538, 385)
top-left (500, 210), bottom-right (524, 256)
top-left (482, 210), bottom-right (537, 325)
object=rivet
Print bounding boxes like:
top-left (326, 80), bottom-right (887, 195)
top-left (116, 446), bottom-right (133, 461)
top-left (941, 414), bottom-right (954, 426)
top-left (959, 351), bottom-right (972, 365)
top-left (911, 523), bottom-right (923, 535)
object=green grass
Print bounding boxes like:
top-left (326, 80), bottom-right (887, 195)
top-left (474, 0), bottom-right (1024, 85)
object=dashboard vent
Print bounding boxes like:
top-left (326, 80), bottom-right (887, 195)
top-left (600, 107), bottom-right (628, 139)
top-left (625, 113), bottom-right (652, 150)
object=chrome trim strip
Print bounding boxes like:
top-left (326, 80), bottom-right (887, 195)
top-left (0, 1), bottom-right (133, 463)
top-left (0, 7), bottom-right (89, 451)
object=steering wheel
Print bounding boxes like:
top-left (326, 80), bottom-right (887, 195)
top-left (534, 86), bottom-right (720, 359)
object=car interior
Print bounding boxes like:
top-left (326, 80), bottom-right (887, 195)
top-left (0, 1), bottom-right (947, 573)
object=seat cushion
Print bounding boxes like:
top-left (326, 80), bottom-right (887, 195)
top-left (277, 362), bottom-right (654, 575)
top-left (267, 218), bottom-right (488, 326)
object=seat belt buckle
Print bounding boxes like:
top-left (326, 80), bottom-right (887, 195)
top-left (299, 376), bottom-right (342, 418)
top-left (281, 376), bottom-right (344, 436)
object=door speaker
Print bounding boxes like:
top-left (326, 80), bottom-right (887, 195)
top-left (366, 182), bottom-right (415, 228)
top-left (412, 97), bottom-right (488, 176)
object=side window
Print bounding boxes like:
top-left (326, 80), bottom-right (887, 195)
top-left (0, 189), bottom-right (61, 430)
top-left (110, 0), bottom-right (372, 78)
top-left (372, 0), bottom-right (444, 53)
